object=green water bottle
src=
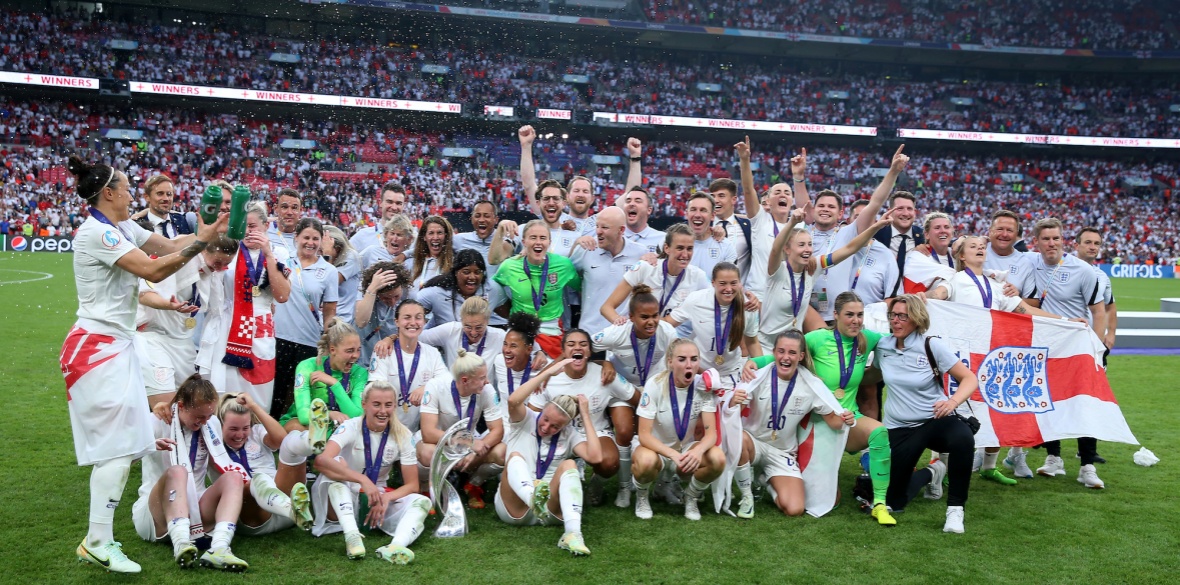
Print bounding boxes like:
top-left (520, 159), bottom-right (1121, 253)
top-left (228, 185), bottom-right (250, 240)
top-left (198, 185), bottom-right (223, 225)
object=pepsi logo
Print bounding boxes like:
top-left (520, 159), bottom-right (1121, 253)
top-left (10, 236), bottom-right (27, 251)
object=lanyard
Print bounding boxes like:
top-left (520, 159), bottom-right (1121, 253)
top-left (323, 358), bottom-right (349, 411)
top-left (523, 257), bottom-right (550, 313)
top-left (507, 360), bottom-right (533, 396)
top-left (713, 296), bottom-right (735, 358)
top-left (291, 260), bottom-right (321, 322)
top-left (87, 206), bottom-right (132, 240)
top-left (770, 373), bottom-right (798, 434)
top-left (361, 419), bottom-right (391, 485)
top-left (669, 381), bottom-right (695, 442)
top-left (659, 260), bottom-right (686, 315)
top-left (850, 241), bottom-right (872, 289)
top-left (629, 328), bottom-right (657, 387)
top-left (1040, 260), bottom-right (1065, 303)
top-left (451, 382), bottom-right (478, 430)
top-left (786, 262), bottom-right (805, 319)
top-left (227, 445), bottom-right (253, 476)
top-left (834, 330), bottom-right (857, 391)
top-left (534, 424), bottom-right (560, 479)
top-left (964, 267), bottom-right (993, 308)
top-left (393, 338), bottom-right (420, 409)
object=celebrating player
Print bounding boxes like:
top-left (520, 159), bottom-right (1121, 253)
top-left (369, 299), bottom-right (448, 434)
top-left (279, 319), bottom-right (367, 430)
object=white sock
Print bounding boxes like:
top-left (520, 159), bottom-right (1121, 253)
top-left (279, 431), bottom-right (313, 466)
top-left (1009, 447), bottom-right (1024, 458)
top-left (390, 496), bottom-right (431, 547)
top-left (210, 521), bottom-right (236, 551)
top-left (764, 478), bottom-right (779, 503)
top-left (469, 463), bottom-right (503, 487)
top-left (327, 482), bottom-right (359, 534)
top-left (506, 456), bottom-right (535, 504)
top-left (735, 463), bottom-right (753, 499)
top-left (167, 517), bottom-right (191, 547)
top-left (617, 444), bottom-right (632, 491)
top-left (558, 468), bottom-right (583, 533)
top-left (86, 456), bottom-right (132, 547)
top-left (938, 451), bottom-right (950, 462)
top-left (250, 474), bottom-right (294, 520)
top-left (983, 451), bottom-right (1000, 471)
top-left (685, 476), bottom-right (710, 500)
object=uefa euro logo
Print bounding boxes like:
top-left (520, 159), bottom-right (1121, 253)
top-left (977, 347), bottom-right (1053, 414)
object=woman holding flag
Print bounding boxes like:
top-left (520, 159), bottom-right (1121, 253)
top-left (731, 331), bottom-right (855, 518)
top-left (198, 203), bottom-right (291, 414)
top-left (497, 358), bottom-right (600, 556)
top-left (63, 156), bottom-right (229, 574)
top-left (927, 235), bottom-right (1067, 483)
top-left (132, 375), bottom-right (249, 571)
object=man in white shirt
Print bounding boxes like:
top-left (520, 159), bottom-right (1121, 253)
top-left (570, 206), bottom-right (647, 335)
top-left (685, 192), bottom-right (735, 276)
top-left (267, 188), bottom-right (304, 257)
top-left (518, 126), bottom-right (597, 237)
top-left (984, 209), bottom-right (1029, 276)
top-left (452, 200), bottom-right (500, 266)
top-left (349, 183), bottom-right (406, 254)
top-left (131, 174), bottom-right (196, 238)
top-left (709, 178), bottom-right (752, 277)
top-left (871, 191), bottom-right (923, 298)
top-left (619, 137), bottom-right (665, 254)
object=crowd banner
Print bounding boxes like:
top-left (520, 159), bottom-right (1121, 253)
top-left (1, 235), bottom-right (74, 253)
top-left (1099, 264), bottom-right (1176, 279)
top-left (924, 301), bottom-right (1138, 449)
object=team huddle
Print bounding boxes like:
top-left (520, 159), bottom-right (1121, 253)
top-left (61, 129), bottom-right (1119, 574)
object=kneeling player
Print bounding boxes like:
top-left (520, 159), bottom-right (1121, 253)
top-left (499, 358), bottom-right (602, 555)
top-left (312, 381), bottom-right (431, 564)
top-left (733, 331), bottom-right (855, 517)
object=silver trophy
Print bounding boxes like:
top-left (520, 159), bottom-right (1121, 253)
top-left (429, 418), bottom-right (475, 538)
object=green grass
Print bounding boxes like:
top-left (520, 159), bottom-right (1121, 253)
top-left (1108, 277), bottom-right (1180, 311)
top-left (1, 252), bottom-right (1177, 584)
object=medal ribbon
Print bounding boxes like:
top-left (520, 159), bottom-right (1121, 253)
top-left (240, 242), bottom-right (266, 288)
top-left (629, 328), bottom-right (657, 387)
top-left (451, 381), bottom-right (478, 430)
top-left (669, 381), bottom-right (695, 442)
top-left (188, 430), bottom-right (202, 469)
top-left (534, 425), bottom-right (560, 479)
top-left (834, 329), bottom-right (857, 392)
top-left (394, 338), bottom-right (421, 410)
top-left (770, 372), bottom-right (798, 436)
top-left (964, 267), bottom-right (993, 308)
top-left (659, 260), bottom-right (686, 315)
top-left (362, 418), bottom-right (391, 485)
top-left (523, 257), bottom-right (550, 313)
top-left (462, 332), bottom-right (487, 356)
top-left (227, 446), bottom-right (253, 477)
top-left (323, 358), bottom-right (349, 411)
top-left (87, 206), bottom-right (132, 240)
top-left (713, 296), bottom-right (735, 357)
top-left (507, 360), bottom-right (533, 396)
top-left (787, 262), bottom-right (805, 319)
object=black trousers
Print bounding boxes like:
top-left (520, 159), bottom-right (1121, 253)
top-left (887, 417), bottom-right (975, 509)
top-left (1044, 348), bottom-right (1105, 464)
top-left (271, 338), bottom-right (318, 420)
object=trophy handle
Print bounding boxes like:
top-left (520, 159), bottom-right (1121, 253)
top-left (429, 419), bottom-right (475, 538)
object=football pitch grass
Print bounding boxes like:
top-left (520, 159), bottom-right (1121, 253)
top-left (1, 252), bottom-right (1177, 584)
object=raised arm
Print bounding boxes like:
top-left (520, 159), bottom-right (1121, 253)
top-left (115, 213), bottom-right (229, 283)
top-left (767, 207), bottom-right (806, 277)
top-left (508, 358), bottom-right (572, 423)
top-left (519, 126), bottom-right (539, 214)
top-left (821, 208), bottom-right (895, 270)
top-left (488, 220), bottom-right (520, 266)
top-left (572, 394), bottom-right (603, 465)
top-left (623, 137), bottom-right (643, 193)
top-left (855, 145), bottom-right (909, 234)
top-left (734, 136), bottom-right (759, 219)
top-left (600, 279), bottom-right (635, 326)
top-left (791, 148), bottom-right (810, 213)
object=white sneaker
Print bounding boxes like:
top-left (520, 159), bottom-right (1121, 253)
top-left (77, 541), bottom-right (141, 574)
top-left (1077, 464), bottom-right (1105, 489)
top-left (972, 448), bottom-right (984, 473)
top-left (1004, 449), bottom-right (1034, 479)
top-left (1037, 455), bottom-right (1066, 477)
top-left (924, 459), bottom-right (947, 500)
top-left (737, 495), bottom-right (755, 519)
top-left (943, 506), bottom-right (965, 534)
top-left (684, 495), bottom-right (701, 521)
top-left (634, 489), bottom-right (653, 520)
top-left (344, 531), bottom-right (366, 559)
top-left (614, 484), bottom-right (632, 508)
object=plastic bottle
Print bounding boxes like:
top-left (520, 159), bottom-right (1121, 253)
top-left (228, 185), bottom-right (250, 240)
top-left (198, 184), bottom-right (223, 225)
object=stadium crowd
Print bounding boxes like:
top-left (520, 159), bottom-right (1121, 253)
top-left (2, 97), bottom-right (1176, 265)
top-left (3, 9), bottom-right (1180, 138)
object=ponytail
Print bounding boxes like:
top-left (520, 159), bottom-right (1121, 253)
top-left (67, 155), bottom-right (120, 203)
top-left (629, 284), bottom-right (659, 315)
top-left (217, 393), bottom-right (257, 425)
top-left (317, 318), bottom-right (360, 358)
top-left (172, 373), bottom-right (219, 409)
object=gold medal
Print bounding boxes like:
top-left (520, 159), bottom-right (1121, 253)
top-left (715, 355), bottom-right (724, 366)
top-left (771, 430), bottom-right (778, 441)
top-left (252, 285), bottom-right (262, 297)
top-left (402, 403), bottom-right (409, 413)
top-left (184, 317), bottom-right (196, 329)
top-left (835, 388), bottom-right (846, 400)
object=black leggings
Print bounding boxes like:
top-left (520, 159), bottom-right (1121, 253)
top-left (1045, 438), bottom-right (1098, 464)
top-left (887, 417), bottom-right (975, 509)
top-left (271, 338), bottom-right (317, 419)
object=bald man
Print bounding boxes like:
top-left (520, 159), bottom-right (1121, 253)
top-left (570, 207), bottom-right (648, 336)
